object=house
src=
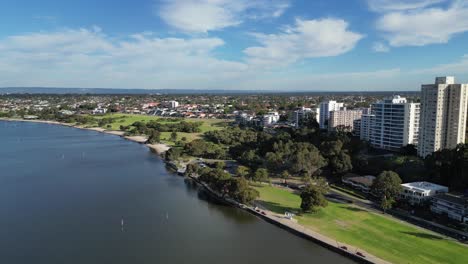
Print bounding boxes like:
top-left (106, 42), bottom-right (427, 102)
top-left (342, 174), bottom-right (376, 193)
top-left (431, 193), bottom-right (468, 223)
top-left (400, 182), bottom-right (448, 205)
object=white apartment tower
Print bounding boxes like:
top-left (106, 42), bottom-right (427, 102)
top-left (319, 101), bottom-right (344, 129)
top-left (370, 96), bottom-right (420, 151)
top-left (360, 114), bottom-right (375, 141)
top-left (418, 77), bottom-right (468, 157)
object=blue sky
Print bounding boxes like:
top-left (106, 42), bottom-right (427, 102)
top-left (0, 0), bottom-right (468, 91)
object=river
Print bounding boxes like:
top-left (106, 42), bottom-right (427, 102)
top-left (0, 121), bottom-right (354, 264)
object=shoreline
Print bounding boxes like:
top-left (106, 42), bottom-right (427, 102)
top-left (188, 174), bottom-right (388, 264)
top-left (0, 118), bottom-right (171, 155)
top-left (1, 117), bottom-right (386, 263)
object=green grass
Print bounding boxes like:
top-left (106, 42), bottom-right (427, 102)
top-left (254, 185), bottom-right (468, 264)
top-left (91, 114), bottom-right (228, 143)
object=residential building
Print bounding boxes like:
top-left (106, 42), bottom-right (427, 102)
top-left (353, 119), bottom-right (361, 137)
top-left (319, 101), bottom-right (344, 129)
top-left (400, 182), bottom-right (448, 205)
top-left (418, 77), bottom-right (468, 157)
top-left (160, 100), bottom-right (179, 109)
top-left (328, 109), bottom-right (363, 132)
top-left (293, 107), bottom-right (316, 128)
top-left (262, 111), bottom-right (280, 126)
top-left (360, 114), bottom-right (375, 141)
top-left (431, 193), bottom-right (468, 223)
top-left (369, 96), bottom-right (420, 151)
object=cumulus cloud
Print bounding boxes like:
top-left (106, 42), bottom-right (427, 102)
top-left (371, 0), bottom-right (468, 47)
top-left (0, 28), bottom-right (247, 88)
top-left (157, 0), bottom-right (289, 33)
top-left (244, 18), bottom-right (364, 66)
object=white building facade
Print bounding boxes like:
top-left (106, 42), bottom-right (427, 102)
top-left (319, 101), bottom-right (344, 129)
top-left (418, 77), bottom-right (468, 157)
top-left (360, 114), bottom-right (375, 141)
top-left (400, 182), bottom-right (448, 205)
top-left (369, 96), bottom-right (420, 151)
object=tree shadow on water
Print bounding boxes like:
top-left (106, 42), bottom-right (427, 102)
top-left (401, 231), bottom-right (444, 240)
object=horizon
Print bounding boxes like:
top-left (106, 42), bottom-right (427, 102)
top-left (1, 0), bottom-right (468, 91)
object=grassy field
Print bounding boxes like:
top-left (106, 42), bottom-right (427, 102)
top-left (91, 114), bottom-right (228, 144)
top-left (254, 185), bottom-right (468, 264)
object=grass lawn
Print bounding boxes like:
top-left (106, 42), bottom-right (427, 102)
top-left (254, 185), bottom-right (468, 264)
top-left (90, 114), bottom-right (228, 143)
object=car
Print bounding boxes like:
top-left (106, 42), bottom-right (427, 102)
top-left (356, 252), bottom-right (365, 258)
top-left (261, 211), bottom-right (266, 215)
top-left (340, 246), bottom-right (348, 251)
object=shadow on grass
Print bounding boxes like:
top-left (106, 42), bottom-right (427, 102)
top-left (258, 201), bottom-right (299, 214)
top-left (340, 206), bottom-right (367, 213)
top-left (401, 231), bottom-right (444, 240)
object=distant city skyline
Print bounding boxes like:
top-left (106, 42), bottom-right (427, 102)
top-left (1, 0), bottom-right (468, 90)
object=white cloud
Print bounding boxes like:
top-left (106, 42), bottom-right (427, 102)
top-left (157, 0), bottom-right (289, 33)
top-left (372, 0), bottom-right (468, 47)
top-left (372, 42), bottom-right (390, 52)
top-left (0, 28), bottom-right (248, 89)
top-left (368, 0), bottom-right (446, 12)
top-left (410, 54), bottom-right (468, 75)
top-left (244, 18), bottom-right (364, 66)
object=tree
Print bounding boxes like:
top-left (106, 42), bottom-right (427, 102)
top-left (230, 177), bottom-right (259, 204)
top-left (186, 163), bottom-right (199, 176)
top-left (300, 184), bottom-right (328, 212)
top-left (380, 195), bottom-right (394, 214)
top-left (371, 171), bottom-right (403, 211)
top-left (147, 130), bottom-right (161, 144)
top-left (281, 170), bottom-right (291, 184)
top-left (330, 151), bottom-right (353, 176)
top-left (236, 166), bottom-right (250, 178)
top-left (165, 148), bottom-right (181, 161)
top-left (170, 131), bottom-right (178, 142)
top-left (254, 168), bottom-right (269, 182)
top-left (215, 161), bottom-right (225, 170)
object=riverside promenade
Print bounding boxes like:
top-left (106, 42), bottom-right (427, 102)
top-left (247, 206), bottom-right (391, 264)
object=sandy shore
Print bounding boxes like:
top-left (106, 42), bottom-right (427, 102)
top-left (147, 143), bottom-right (171, 154)
top-left (0, 118), bottom-right (170, 155)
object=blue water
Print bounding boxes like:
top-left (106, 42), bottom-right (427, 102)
top-left (0, 121), bottom-right (352, 264)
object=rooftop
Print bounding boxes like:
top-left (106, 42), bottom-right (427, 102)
top-left (401, 182), bottom-right (448, 192)
top-left (433, 193), bottom-right (468, 206)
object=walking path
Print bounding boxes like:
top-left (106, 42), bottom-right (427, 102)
top-left (247, 205), bottom-right (391, 264)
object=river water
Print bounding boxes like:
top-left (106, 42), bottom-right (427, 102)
top-left (0, 121), bottom-right (353, 264)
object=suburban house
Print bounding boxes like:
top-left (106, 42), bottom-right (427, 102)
top-left (400, 182), bottom-right (448, 205)
top-left (431, 193), bottom-right (468, 223)
top-left (342, 174), bottom-right (376, 193)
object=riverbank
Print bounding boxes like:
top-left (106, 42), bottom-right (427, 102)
top-left (0, 118), bottom-right (171, 155)
top-left (0, 118), bottom-right (419, 263)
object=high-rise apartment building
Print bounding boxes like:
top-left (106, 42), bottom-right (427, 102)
top-left (418, 77), bottom-right (468, 157)
top-left (360, 114), bottom-right (375, 141)
top-left (328, 109), bottom-right (363, 132)
top-left (319, 101), bottom-right (344, 129)
top-left (369, 96), bottom-right (420, 151)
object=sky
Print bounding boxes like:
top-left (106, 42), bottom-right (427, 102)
top-left (1, 0), bottom-right (468, 91)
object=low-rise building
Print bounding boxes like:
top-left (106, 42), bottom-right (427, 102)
top-left (262, 111), bottom-right (280, 126)
top-left (400, 182), bottom-right (448, 205)
top-left (431, 193), bottom-right (468, 223)
top-left (342, 174), bottom-right (376, 193)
